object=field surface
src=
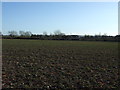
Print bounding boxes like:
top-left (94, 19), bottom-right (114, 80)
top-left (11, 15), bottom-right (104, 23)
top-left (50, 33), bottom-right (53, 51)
top-left (2, 39), bottom-right (118, 89)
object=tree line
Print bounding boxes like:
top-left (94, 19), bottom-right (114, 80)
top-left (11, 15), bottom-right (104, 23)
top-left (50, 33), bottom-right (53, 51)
top-left (1, 30), bottom-right (120, 42)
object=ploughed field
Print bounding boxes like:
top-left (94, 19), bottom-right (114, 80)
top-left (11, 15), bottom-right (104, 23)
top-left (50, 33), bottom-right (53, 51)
top-left (2, 39), bottom-right (118, 89)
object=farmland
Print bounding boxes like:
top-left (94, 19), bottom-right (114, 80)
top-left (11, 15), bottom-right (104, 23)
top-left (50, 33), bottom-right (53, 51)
top-left (2, 39), bottom-right (119, 89)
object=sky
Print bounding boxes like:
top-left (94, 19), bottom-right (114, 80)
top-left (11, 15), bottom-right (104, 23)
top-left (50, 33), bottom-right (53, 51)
top-left (2, 2), bottom-right (118, 36)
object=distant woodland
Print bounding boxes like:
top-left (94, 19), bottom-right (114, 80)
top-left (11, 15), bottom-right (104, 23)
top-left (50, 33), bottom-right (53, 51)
top-left (1, 30), bottom-right (120, 42)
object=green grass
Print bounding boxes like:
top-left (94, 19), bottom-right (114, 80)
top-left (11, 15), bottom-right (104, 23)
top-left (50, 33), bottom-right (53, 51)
top-left (2, 39), bottom-right (119, 89)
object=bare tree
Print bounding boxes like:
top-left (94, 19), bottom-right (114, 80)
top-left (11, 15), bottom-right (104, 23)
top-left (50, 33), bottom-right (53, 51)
top-left (0, 32), bottom-right (2, 39)
top-left (0, 32), bottom-right (2, 36)
top-left (54, 30), bottom-right (62, 35)
top-left (24, 31), bottom-right (32, 36)
top-left (59, 33), bottom-right (65, 36)
top-left (43, 31), bottom-right (47, 36)
top-left (103, 33), bottom-right (107, 36)
top-left (54, 30), bottom-right (65, 36)
top-left (8, 31), bottom-right (18, 36)
top-left (19, 31), bottom-right (25, 36)
top-left (19, 31), bottom-right (32, 36)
